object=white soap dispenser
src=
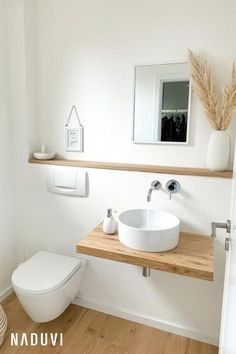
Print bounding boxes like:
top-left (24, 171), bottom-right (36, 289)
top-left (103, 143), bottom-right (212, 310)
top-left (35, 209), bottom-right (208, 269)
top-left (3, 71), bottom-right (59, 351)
top-left (102, 208), bottom-right (117, 235)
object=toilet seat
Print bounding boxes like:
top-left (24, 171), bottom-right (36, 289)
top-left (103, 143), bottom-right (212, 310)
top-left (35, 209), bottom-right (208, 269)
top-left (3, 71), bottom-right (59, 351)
top-left (12, 251), bottom-right (82, 295)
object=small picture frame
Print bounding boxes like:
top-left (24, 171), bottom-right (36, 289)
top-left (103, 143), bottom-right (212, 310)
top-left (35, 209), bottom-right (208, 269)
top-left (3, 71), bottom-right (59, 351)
top-left (65, 127), bottom-right (83, 152)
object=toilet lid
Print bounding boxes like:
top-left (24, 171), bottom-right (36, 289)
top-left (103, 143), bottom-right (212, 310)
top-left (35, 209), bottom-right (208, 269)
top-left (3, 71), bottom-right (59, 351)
top-left (12, 251), bottom-right (83, 295)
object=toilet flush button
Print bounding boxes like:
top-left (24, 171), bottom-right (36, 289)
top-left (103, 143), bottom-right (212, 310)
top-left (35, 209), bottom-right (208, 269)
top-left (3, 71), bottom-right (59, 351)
top-left (48, 167), bottom-right (87, 196)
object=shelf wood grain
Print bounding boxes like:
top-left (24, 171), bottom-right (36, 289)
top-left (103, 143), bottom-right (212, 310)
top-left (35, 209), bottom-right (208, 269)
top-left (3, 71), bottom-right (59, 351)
top-left (29, 159), bottom-right (232, 178)
top-left (76, 224), bottom-right (214, 281)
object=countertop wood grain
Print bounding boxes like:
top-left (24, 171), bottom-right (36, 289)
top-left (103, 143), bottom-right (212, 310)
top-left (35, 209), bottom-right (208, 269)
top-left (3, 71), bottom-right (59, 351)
top-left (76, 224), bottom-right (214, 281)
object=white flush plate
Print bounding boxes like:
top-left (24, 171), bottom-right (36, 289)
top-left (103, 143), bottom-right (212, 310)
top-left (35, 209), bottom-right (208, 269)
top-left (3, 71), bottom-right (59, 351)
top-left (48, 167), bottom-right (87, 197)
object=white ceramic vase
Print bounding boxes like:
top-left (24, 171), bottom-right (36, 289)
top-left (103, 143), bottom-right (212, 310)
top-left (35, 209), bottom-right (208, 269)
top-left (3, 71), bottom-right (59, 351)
top-left (0, 305), bottom-right (7, 346)
top-left (206, 130), bottom-right (230, 171)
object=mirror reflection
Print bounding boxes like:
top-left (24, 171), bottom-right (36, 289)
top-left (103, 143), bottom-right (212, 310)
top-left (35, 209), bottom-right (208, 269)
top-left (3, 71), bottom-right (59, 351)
top-left (133, 62), bottom-right (191, 144)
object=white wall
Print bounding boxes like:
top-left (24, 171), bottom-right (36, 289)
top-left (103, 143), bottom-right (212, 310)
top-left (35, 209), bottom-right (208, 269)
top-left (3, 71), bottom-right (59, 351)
top-left (0, 0), bottom-right (16, 299)
top-left (6, 0), bottom-right (236, 345)
top-left (27, 0), bottom-right (236, 167)
top-left (15, 165), bottom-right (231, 345)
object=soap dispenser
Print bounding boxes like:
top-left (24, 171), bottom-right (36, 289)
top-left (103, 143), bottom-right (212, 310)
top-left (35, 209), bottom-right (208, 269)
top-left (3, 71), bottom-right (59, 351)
top-left (102, 209), bottom-right (117, 235)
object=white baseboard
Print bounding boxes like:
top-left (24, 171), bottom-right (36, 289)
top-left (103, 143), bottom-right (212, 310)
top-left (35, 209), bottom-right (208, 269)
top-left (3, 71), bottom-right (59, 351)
top-left (0, 286), bottom-right (13, 302)
top-left (73, 296), bottom-right (219, 346)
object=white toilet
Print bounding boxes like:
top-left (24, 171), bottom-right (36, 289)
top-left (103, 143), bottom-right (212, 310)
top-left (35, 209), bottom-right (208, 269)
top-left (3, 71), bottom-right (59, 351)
top-left (12, 251), bottom-right (85, 323)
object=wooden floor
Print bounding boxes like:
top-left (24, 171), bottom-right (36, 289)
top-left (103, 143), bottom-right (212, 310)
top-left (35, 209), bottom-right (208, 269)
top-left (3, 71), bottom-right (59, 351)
top-left (0, 294), bottom-right (218, 354)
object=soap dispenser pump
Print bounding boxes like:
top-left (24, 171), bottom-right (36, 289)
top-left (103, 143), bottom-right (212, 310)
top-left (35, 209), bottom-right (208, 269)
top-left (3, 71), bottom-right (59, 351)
top-left (102, 208), bottom-right (117, 235)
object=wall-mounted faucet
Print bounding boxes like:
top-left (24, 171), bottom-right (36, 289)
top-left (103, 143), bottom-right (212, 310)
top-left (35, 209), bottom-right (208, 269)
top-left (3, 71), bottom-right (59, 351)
top-left (147, 180), bottom-right (161, 202)
top-left (166, 180), bottom-right (180, 200)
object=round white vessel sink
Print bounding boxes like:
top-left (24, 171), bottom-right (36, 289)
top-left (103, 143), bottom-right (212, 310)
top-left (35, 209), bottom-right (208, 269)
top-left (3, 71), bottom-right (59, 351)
top-left (118, 209), bottom-right (180, 252)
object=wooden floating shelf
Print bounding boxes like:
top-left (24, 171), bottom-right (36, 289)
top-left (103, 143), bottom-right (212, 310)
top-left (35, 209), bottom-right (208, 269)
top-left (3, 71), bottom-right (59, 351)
top-left (76, 224), bottom-right (214, 281)
top-left (29, 159), bottom-right (232, 178)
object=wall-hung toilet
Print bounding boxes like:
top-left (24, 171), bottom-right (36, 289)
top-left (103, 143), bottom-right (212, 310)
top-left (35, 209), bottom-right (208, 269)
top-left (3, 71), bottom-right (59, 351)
top-left (12, 251), bottom-right (85, 323)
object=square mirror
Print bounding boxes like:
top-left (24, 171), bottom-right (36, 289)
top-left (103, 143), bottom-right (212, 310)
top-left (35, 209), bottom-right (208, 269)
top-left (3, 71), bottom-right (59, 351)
top-left (133, 62), bottom-right (191, 144)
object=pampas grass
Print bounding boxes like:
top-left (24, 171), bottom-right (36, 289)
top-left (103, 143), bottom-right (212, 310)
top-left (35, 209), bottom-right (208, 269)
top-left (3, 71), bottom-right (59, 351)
top-left (220, 62), bottom-right (236, 130)
top-left (188, 49), bottom-right (236, 130)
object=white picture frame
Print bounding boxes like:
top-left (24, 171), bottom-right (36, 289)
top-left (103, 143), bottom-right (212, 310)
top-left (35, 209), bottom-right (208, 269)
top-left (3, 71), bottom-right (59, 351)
top-left (65, 127), bottom-right (83, 152)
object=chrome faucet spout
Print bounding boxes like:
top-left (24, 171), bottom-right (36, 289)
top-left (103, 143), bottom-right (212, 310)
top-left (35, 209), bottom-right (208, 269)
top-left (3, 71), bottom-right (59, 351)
top-left (147, 188), bottom-right (153, 202)
top-left (147, 180), bottom-right (161, 202)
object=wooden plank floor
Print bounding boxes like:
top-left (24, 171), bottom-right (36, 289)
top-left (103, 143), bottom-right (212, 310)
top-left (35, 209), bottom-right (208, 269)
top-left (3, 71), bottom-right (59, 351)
top-left (0, 294), bottom-right (218, 354)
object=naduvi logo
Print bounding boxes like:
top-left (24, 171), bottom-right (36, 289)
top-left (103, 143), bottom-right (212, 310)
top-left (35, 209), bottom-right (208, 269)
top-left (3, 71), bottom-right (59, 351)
top-left (11, 332), bottom-right (63, 346)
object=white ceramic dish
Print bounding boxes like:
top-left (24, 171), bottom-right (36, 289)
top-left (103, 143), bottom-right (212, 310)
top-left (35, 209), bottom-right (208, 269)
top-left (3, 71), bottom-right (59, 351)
top-left (33, 152), bottom-right (56, 160)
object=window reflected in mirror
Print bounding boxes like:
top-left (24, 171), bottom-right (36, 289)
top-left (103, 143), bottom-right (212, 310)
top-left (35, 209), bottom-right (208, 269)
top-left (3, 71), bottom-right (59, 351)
top-left (161, 80), bottom-right (189, 142)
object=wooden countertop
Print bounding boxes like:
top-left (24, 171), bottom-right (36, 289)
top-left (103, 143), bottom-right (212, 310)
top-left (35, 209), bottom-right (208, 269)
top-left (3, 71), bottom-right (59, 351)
top-left (76, 224), bottom-right (214, 281)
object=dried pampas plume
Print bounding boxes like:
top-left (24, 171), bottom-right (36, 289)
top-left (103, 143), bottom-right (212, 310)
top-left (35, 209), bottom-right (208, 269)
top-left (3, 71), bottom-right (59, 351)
top-left (220, 62), bottom-right (236, 130)
top-left (188, 49), bottom-right (236, 130)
